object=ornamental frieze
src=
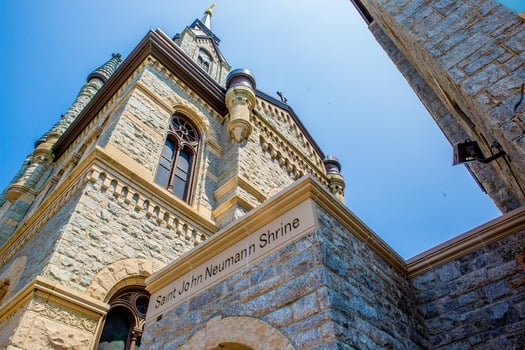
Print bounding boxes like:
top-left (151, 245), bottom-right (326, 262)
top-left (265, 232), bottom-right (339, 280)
top-left (29, 297), bottom-right (97, 333)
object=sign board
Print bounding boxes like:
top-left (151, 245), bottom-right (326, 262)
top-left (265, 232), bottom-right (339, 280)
top-left (146, 199), bottom-right (317, 320)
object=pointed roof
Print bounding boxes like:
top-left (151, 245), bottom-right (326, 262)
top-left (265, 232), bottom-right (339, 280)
top-left (201, 3), bottom-right (215, 30)
top-left (187, 18), bottom-right (220, 45)
top-left (172, 6), bottom-right (227, 67)
top-left (87, 53), bottom-right (122, 83)
top-left (34, 53), bottom-right (122, 147)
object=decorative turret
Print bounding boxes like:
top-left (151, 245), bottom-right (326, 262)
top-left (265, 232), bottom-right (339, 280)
top-left (5, 54), bottom-right (122, 204)
top-left (45, 53), bottom-right (122, 140)
top-left (225, 69), bottom-right (256, 143)
top-left (87, 52), bottom-right (122, 84)
top-left (324, 155), bottom-right (345, 203)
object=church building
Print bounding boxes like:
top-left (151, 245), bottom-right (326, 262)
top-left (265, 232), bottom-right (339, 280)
top-left (0, 2), bottom-right (524, 349)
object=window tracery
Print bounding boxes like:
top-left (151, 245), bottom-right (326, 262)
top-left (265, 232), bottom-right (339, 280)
top-left (154, 113), bottom-right (200, 202)
top-left (97, 289), bottom-right (149, 350)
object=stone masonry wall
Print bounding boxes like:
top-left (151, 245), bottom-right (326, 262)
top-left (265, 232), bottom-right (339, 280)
top-left (176, 31), bottom-right (229, 86)
top-left (0, 190), bottom-right (81, 298)
top-left (42, 175), bottom-right (199, 294)
top-left (142, 205), bottom-right (426, 349)
top-left (411, 230), bottom-right (525, 348)
top-left (361, 0), bottom-right (525, 211)
top-left (368, 22), bottom-right (505, 205)
top-left (100, 65), bottom-right (225, 214)
top-left (317, 206), bottom-right (429, 349)
top-left (6, 295), bottom-right (99, 350)
top-left (240, 131), bottom-right (296, 198)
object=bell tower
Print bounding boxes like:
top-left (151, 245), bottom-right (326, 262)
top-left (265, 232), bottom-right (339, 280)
top-left (173, 4), bottom-right (231, 85)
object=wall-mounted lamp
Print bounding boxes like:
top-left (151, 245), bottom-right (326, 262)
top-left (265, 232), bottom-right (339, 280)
top-left (452, 140), bottom-right (506, 165)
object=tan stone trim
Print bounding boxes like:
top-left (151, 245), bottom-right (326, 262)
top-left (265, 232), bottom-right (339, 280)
top-left (134, 77), bottom-right (214, 135)
top-left (214, 176), bottom-right (267, 203)
top-left (306, 177), bottom-right (406, 273)
top-left (144, 53), bottom-right (225, 123)
top-left (0, 276), bottom-right (108, 324)
top-left (406, 206), bottom-right (525, 278)
top-left (211, 195), bottom-right (256, 220)
top-left (182, 315), bottom-right (295, 350)
top-left (91, 145), bottom-right (217, 234)
top-left (205, 139), bottom-right (223, 157)
top-left (147, 176), bottom-right (406, 294)
top-left (33, 278), bottom-right (108, 319)
top-left (519, 12), bottom-right (525, 22)
top-left (103, 143), bottom-right (155, 180)
top-left (0, 145), bottom-right (218, 266)
top-left (0, 281), bottom-right (32, 324)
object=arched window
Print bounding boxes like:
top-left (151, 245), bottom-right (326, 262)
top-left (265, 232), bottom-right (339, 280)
top-left (197, 48), bottom-right (212, 73)
top-left (154, 113), bottom-right (200, 202)
top-left (97, 289), bottom-right (149, 350)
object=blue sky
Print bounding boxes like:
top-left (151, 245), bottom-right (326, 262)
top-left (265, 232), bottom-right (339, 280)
top-left (1, 1), bottom-right (513, 258)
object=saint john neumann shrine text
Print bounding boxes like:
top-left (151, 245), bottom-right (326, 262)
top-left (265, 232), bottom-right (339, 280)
top-left (155, 218), bottom-right (301, 309)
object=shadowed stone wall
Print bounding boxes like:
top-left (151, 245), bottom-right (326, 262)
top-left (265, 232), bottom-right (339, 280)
top-left (143, 205), bottom-right (427, 349)
top-left (411, 229), bottom-right (525, 348)
top-left (356, 0), bottom-right (525, 211)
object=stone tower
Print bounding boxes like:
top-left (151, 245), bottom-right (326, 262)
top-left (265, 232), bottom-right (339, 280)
top-left (0, 7), bottom-right (344, 349)
top-left (349, 0), bottom-right (525, 212)
top-left (1, 4), bottom-right (523, 350)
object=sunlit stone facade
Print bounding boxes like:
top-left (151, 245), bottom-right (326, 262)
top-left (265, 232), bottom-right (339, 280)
top-left (0, 3), bottom-right (524, 349)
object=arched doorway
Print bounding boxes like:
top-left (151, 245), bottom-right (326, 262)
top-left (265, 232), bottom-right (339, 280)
top-left (182, 316), bottom-right (295, 350)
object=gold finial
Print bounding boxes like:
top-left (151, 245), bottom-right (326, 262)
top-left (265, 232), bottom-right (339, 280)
top-left (205, 3), bottom-right (216, 15)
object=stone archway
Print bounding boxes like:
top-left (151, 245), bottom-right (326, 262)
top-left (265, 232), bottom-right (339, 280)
top-left (84, 258), bottom-right (164, 302)
top-left (182, 315), bottom-right (295, 350)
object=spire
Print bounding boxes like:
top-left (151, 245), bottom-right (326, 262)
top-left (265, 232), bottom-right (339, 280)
top-left (87, 53), bottom-right (122, 83)
top-left (201, 3), bottom-right (215, 30)
top-left (46, 53), bottom-right (122, 138)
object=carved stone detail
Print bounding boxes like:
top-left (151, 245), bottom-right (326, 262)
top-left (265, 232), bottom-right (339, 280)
top-left (87, 164), bottom-right (212, 246)
top-left (29, 296), bottom-right (98, 333)
top-left (259, 133), bottom-right (327, 185)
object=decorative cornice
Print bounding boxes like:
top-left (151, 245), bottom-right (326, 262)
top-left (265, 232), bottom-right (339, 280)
top-left (146, 176), bottom-right (407, 294)
top-left (212, 176), bottom-right (266, 219)
top-left (0, 276), bottom-right (108, 325)
top-left (0, 145), bottom-right (218, 266)
top-left (146, 176), bottom-right (525, 292)
top-left (254, 110), bottom-right (327, 185)
top-left (85, 146), bottom-right (218, 238)
top-left (254, 90), bottom-right (324, 159)
top-left (406, 206), bottom-right (525, 278)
